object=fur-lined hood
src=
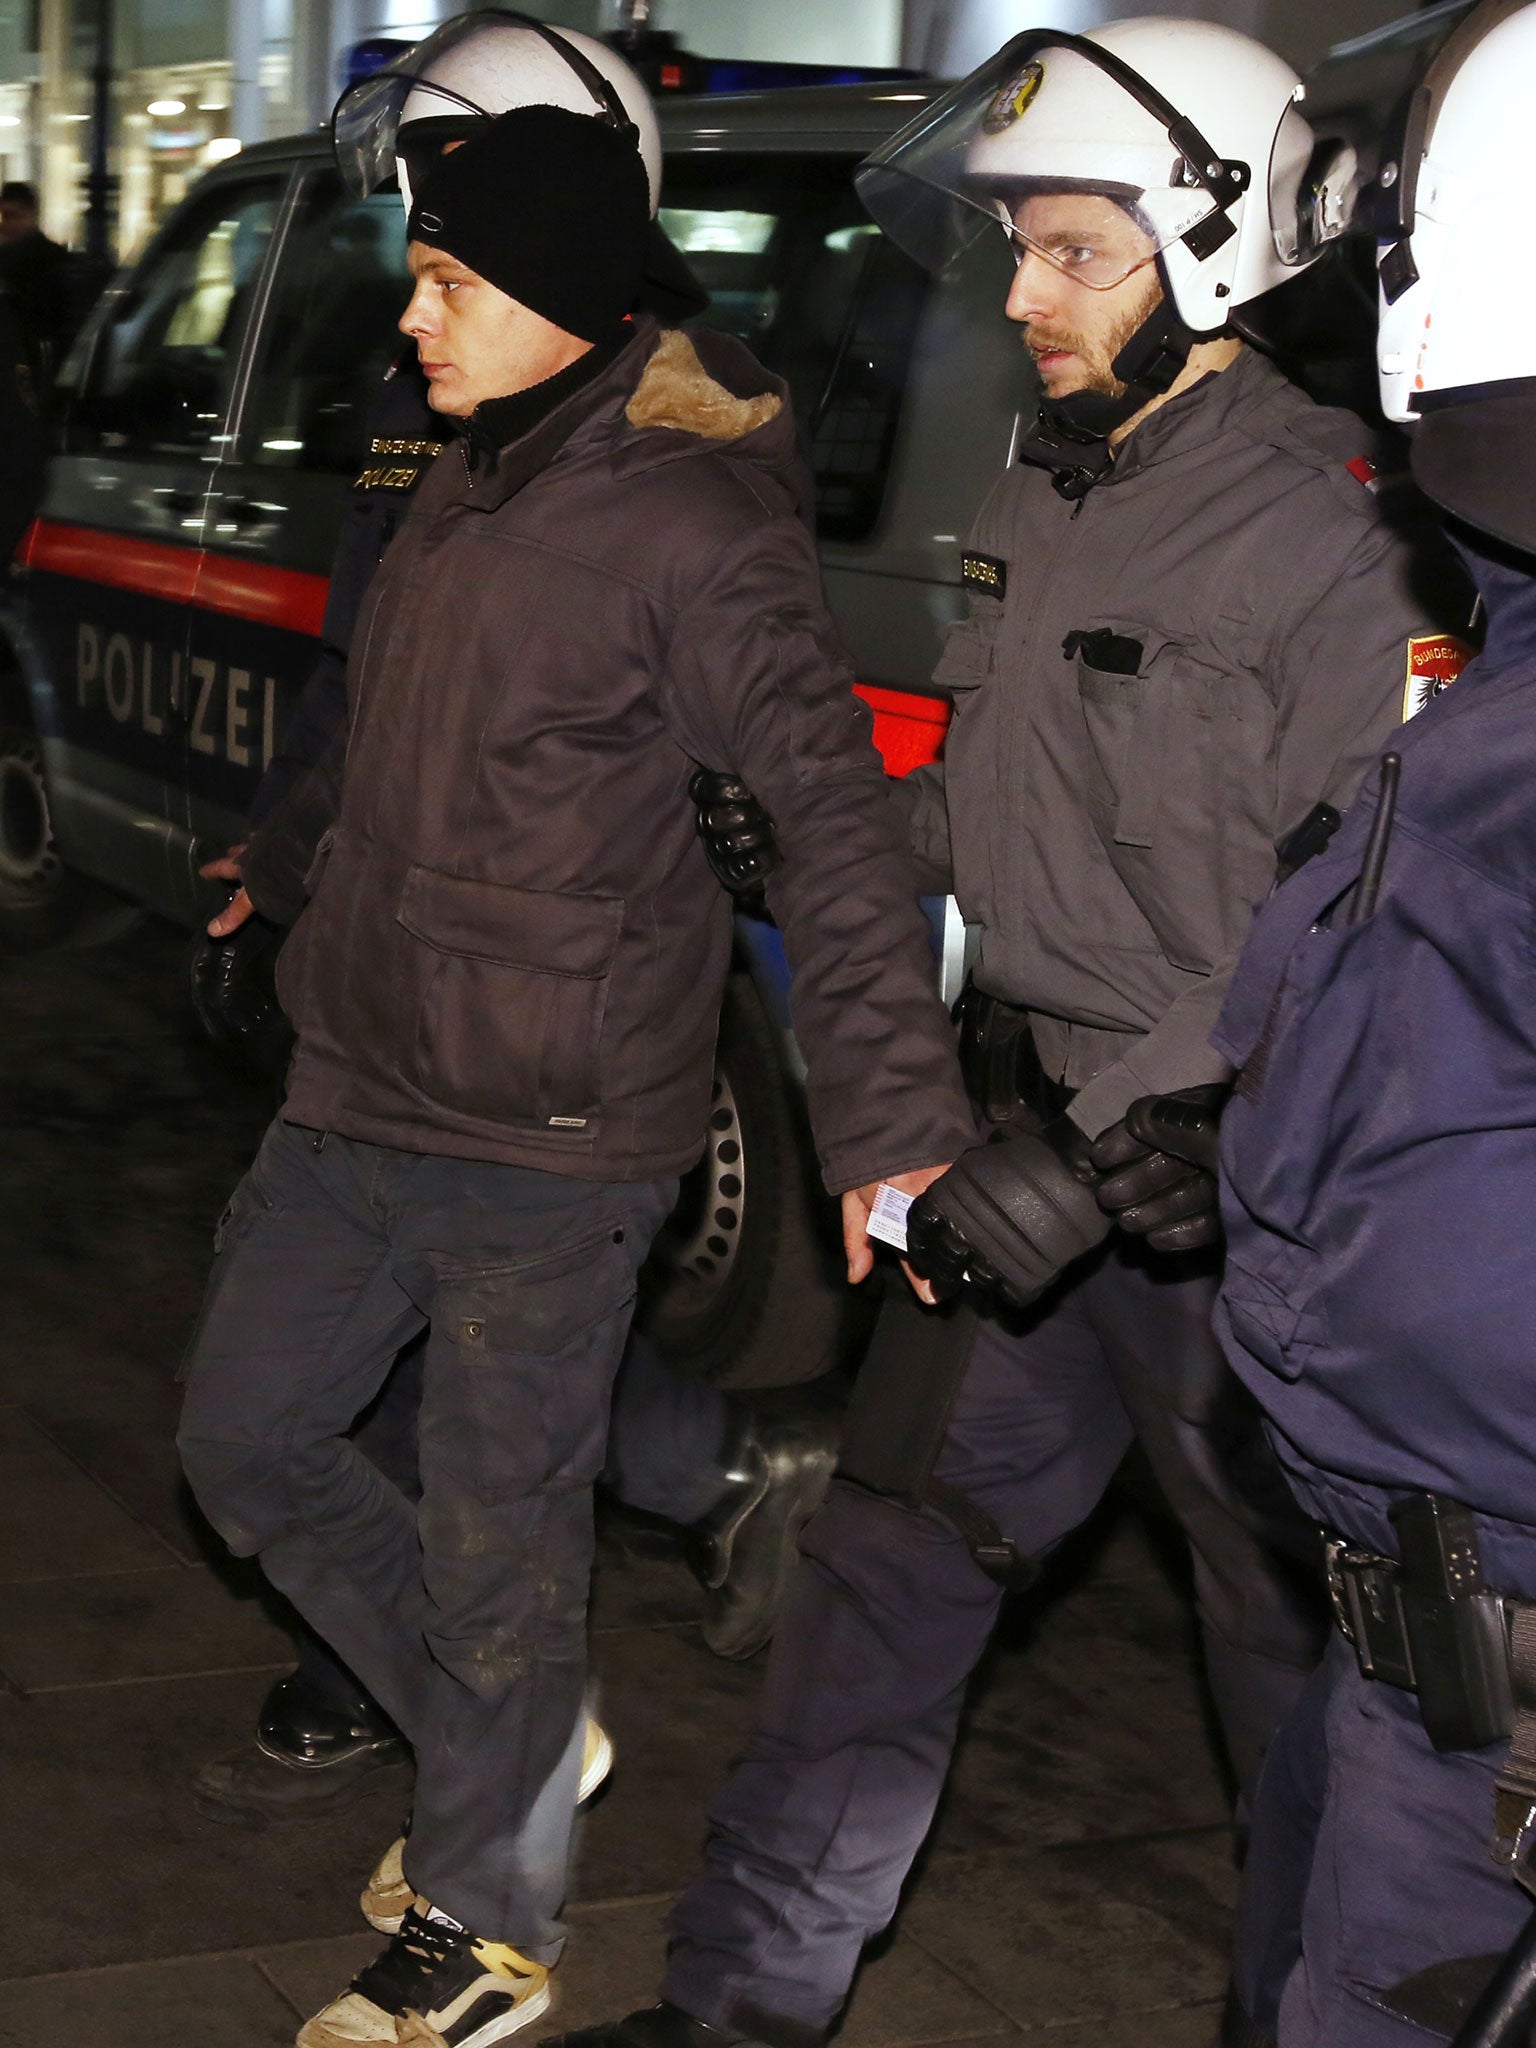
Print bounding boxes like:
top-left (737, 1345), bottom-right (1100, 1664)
top-left (625, 328), bottom-right (782, 442)
top-left (464, 314), bottom-right (802, 514)
top-left (609, 320), bottom-right (800, 499)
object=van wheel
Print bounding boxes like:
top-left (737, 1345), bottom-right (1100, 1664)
top-left (636, 971), bottom-right (866, 1391)
top-left (0, 724), bottom-right (85, 947)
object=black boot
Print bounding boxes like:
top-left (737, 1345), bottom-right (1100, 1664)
top-left (550, 2003), bottom-right (769, 2048)
top-left (692, 1413), bottom-right (838, 1660)
top-left (192, 1670), bottom-right (412, 1828)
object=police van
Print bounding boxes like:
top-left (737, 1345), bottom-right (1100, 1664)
top-left (0, 80), bottom-right (1021, 1389)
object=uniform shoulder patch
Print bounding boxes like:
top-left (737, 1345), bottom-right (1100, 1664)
top-left (962, 552), bottom-right (1007, 599)
top-left (1403, 633), bottom-right (1473, 720)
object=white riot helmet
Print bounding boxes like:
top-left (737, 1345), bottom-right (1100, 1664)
top-left (857, 17), bottom-right (1356, 443)
top-left (1375, 1), bottom-right (1536, 553)
top-left (1376, 0), bottom-right (1536, 420)
top-left (333, 9), bottom-right (662, 220)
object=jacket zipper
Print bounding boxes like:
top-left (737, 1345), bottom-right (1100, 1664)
top-left (998, 482), bottom-right (1092, 923)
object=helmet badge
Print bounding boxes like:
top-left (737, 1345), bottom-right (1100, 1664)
top-left (982, 60), bottom-right (1044, 135)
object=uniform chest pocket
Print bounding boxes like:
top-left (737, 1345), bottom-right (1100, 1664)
top-left (1072, 632), bottom-right (1262, 971)
top-left (1072, 630), bottom-right (1209, 849)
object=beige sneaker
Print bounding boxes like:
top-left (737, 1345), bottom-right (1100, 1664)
top-left (297, 1902), bottom-right (550, 2047)
top-left (361, 1717), bottom-right (614, 1936)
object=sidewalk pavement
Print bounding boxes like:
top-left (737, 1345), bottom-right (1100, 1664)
top-left (0, 919), bottom-right (1238, 2048)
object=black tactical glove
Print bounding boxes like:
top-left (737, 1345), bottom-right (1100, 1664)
top-left (905, 1116), bottom-right (1112, 1313)
top-left (689, 768), bottom-right (780, 899)
top-left (188, 910), bottom-right (295, 1079)
top-left (1088, 1084), bottom-right (1228, 1253)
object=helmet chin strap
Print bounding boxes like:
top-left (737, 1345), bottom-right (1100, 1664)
top-left (1025, 289), bottom-right (1208, 501)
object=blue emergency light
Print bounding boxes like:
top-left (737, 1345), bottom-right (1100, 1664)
top-left (692, 59), bottom-right (916, 93)
top-left (339, 38), bottom-right (417, 92)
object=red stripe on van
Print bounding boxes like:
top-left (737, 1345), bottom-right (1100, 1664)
top-left (25, 518), bottom-right (201, 603)
top-left (854, 681), bottom-right (951, 777)
top-left (194, 554), bottom-right (329, 637)
top-left (21, 521), bottom-right (950, 771)
top-left (24, 519), bottom-right (329, 636)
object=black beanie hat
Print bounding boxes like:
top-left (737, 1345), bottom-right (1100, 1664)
top-left (408, 103), bottom-right (650, 344)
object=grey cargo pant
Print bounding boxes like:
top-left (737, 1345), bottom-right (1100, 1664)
top-left (292, 1332), bottom-right (734, 1716)
top-left (177, 1117), bottom-right (674, 1952)
top-left (663, 1241), bottom-right (1327, 2047)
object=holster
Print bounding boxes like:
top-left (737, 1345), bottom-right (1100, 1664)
top-left (836, 1284), bottom-right (1028, 1587)
top-left (1323, 1495), bottom-right (1536, 1900)
top-left (954, 982), bottom-right (1073, 1128)
top-left (1324, 1496), bottom-right (1514, 1754)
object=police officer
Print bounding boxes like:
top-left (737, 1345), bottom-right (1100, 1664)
top-left (0, 292), bottom-right (46, 562)
top-left (551, 22), bottom-right (1474, 2048)
top-left (1208, 5), bottom-right (1536, 2039)
top-left (188, 15), bottom-right (838, 1831)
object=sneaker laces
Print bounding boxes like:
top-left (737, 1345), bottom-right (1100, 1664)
top-left (353, 1905), bottom-right (474, 2012)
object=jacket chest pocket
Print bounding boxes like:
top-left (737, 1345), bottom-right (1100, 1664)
top-left (1073, 636), bottom-right (1261, 970)
top-left (1074, 633), bottom-right (1229, 840)
top-left (397, 867), bottom-right (623, 1130)
top-left (1074, 652), bottom-right (1155, 843)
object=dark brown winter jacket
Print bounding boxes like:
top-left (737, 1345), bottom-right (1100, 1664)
top-left (261, 317), bottom-right (973, 1192)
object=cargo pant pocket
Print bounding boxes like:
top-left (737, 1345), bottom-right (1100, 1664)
top-left (424, 1226), bottom-right (638, 1510)
top-left (176, 1148), bottom-right (285, 1381)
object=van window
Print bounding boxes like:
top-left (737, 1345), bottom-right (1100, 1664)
top-left (660, 154), bottom-right (928, 543)
top-left (67, 177), bottom-right (285, 456)
top-left (242, 176), bottom-right (410, 473)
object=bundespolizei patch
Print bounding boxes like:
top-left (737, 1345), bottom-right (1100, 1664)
top-left (1402, 633), bottom-right (1472, 721)
top-left (962, 552), bottom-right (1007, 599)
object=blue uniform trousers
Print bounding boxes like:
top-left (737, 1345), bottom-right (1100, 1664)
top-left (662, 1240), bottom-right (1326, 2046)
top-left (177, 1116), bottom-right (674, 1952)
top-left (1236, 1632), bottom-right (1532, 2046)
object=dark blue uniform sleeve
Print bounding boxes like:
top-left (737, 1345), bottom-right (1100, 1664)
top-left (246, 355), bottom-right (438, 832)
top-left (0, 297), bottom-right (47, 564)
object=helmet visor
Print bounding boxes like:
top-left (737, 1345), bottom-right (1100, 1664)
top-left (333, 12), bottom-right (518, 196)
top-left (331, 7), bottom-right (627, 198)
top-left (856, 30), bottom-right (1248, 277)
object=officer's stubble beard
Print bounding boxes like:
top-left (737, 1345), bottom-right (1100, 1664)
top-left (1023, 265), bottom-right (1165, 402)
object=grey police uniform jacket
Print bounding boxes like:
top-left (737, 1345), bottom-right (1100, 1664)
top-left (899, 345), bottom-right (1464, 1139)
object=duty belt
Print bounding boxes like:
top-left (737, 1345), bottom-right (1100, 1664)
top-left (1325, 1496), bottom-right (1536, 1875)
top-left (953, 983), bottom-right (1073, 1128)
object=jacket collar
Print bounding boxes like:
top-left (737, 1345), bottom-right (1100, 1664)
top-left (610, 325), bottom-right (785, 478)
top-left (461, 327), bottom-right (629, 472)
top-left (1102, 344), bottom-right (1286, 484)
top-left (457, 315), bottom-right (788, 512)
top-left (457, 318), bottom-right (656, 512)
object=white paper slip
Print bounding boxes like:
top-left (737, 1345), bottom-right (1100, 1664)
top-left (866, 1181), bottom-right (913, 1252)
